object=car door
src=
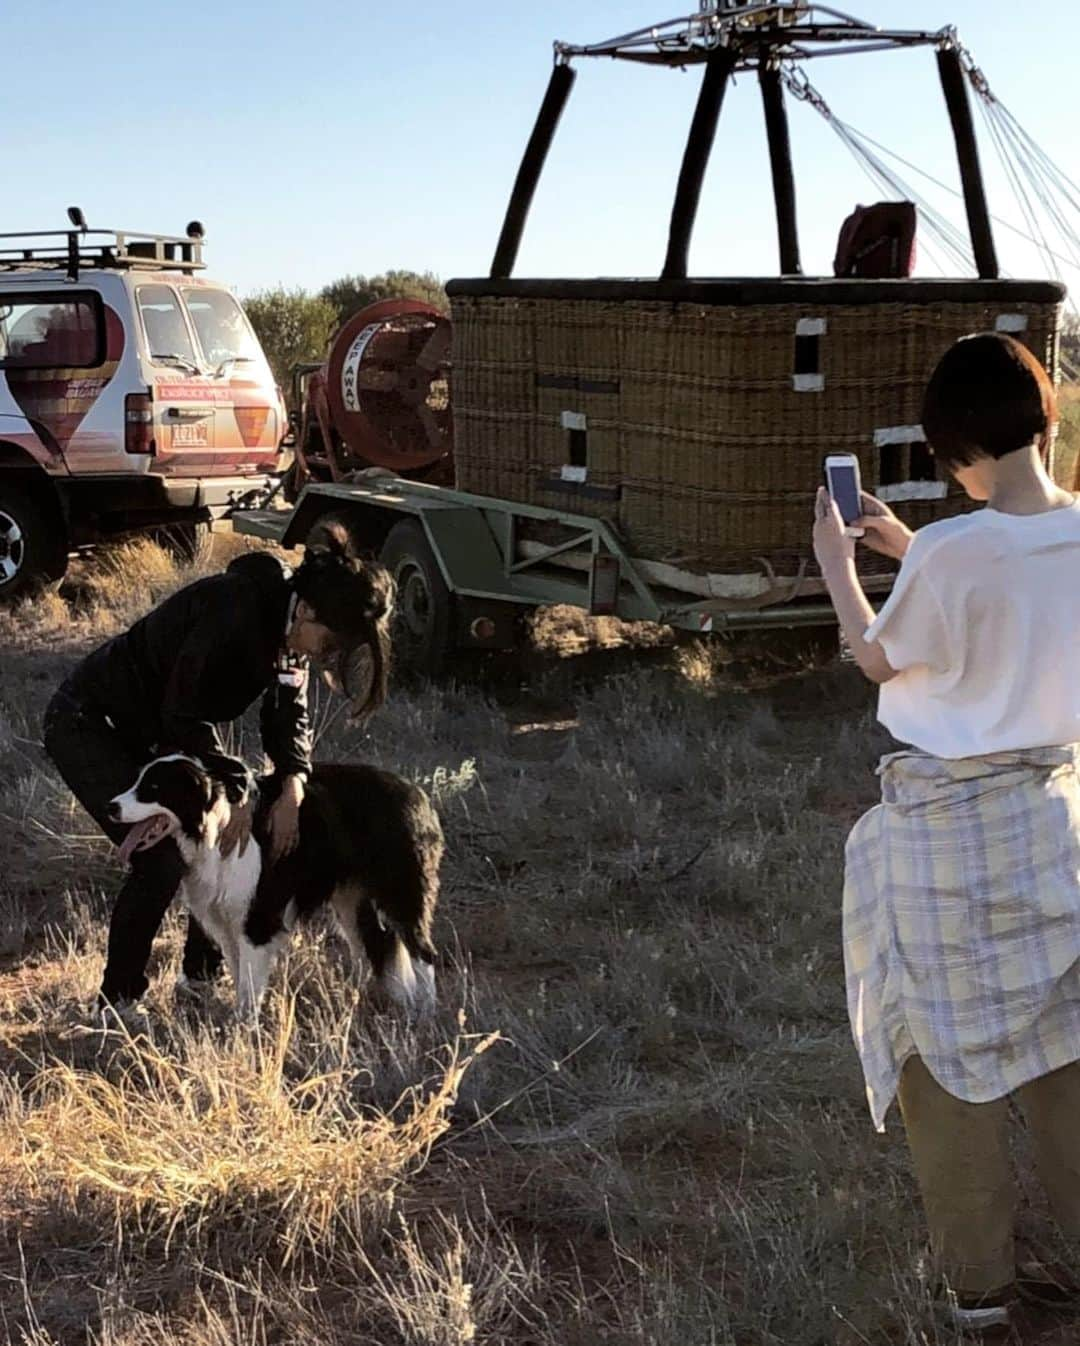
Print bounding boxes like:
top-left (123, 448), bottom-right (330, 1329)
top-left (180, 285), bottom-right (281, 474)
top-left (136, 282), bottom-right (218, 474)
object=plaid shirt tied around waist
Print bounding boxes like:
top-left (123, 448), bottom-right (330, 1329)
top-left (844, 745), bottom-right (1080, 1131)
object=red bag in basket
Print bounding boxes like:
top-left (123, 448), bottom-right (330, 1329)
top-left (833, 201), bottom-right (917, 278)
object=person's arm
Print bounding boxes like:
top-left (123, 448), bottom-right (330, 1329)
top-left (815, 487), bottom-right (957, 687)
top-left (159, 622), bottom-right (254, 804)
top-left (819, 557), bottom-right (898, 685)
top-left (259, 658), bottom-right (313, 862)
top-left (259, 657), bottom-right (313, 783)
top-left (813, 488), bottom-right (898, 685)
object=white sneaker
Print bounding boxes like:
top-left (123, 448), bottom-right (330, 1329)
top-left (940, 1290), bottom-right (1015, 1341)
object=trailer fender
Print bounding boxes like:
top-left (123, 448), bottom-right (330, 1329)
top-left (412, 507), bottom-right (518, 600)
top-left (278, 489), bottom-right (382, 548)
top-left (284, 488), bottom-right (519, 602)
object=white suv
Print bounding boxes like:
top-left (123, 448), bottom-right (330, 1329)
top-left (0, 214), bottom-right (286, 598)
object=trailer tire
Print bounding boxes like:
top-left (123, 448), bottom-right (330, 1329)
top-left (379, 519), bottom-right (455, 678)
top-left (0, 480), bottom-right (68, 603)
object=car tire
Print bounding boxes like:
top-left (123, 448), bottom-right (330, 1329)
top-left (0, 480), bottom-right (68, 603)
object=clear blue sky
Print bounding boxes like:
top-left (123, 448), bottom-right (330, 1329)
top-left (4, 2), bottom-right (1076, 298)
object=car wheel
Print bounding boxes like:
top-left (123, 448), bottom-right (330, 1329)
top-left (0, 481), bottom-right (68, 603)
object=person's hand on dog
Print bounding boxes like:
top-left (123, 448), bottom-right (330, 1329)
top-left (854, 491), bottom-right (913, 561)
top-left (812, 487), bottom-right (856, 574)
top-left (266, 775), bottom-right (304, 864)
top-left (219, 799), bottom-right (253, 858)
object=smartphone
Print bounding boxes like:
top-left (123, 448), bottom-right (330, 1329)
top-left (824, 453), bottom-right (865, 538)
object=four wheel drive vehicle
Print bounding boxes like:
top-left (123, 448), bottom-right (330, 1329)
top-left (0, 217), bottom-right (287, 598)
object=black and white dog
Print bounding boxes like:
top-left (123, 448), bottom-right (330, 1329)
top-left (109, 756), bottom-right (442, 1018)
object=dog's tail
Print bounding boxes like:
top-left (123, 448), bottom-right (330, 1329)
top-left (380, 914), bottom-right (436, 966)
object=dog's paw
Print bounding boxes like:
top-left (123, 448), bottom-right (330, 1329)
top-left (175, 971), bottom-right (218, 1000)
top-left (233, 995), bottom-right (262, 1028)
top-left (94, 998), bottom-right (150, 1034)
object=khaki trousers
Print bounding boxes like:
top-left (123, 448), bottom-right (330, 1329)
top-left (897, 1054), bottom-right (1080, 1296)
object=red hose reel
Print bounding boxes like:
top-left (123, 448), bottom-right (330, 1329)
top-left (297, 299), bottom-right (452, 483)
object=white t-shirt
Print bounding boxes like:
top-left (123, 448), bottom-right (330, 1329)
top-left (866, 499), bottom-right (1080, 758)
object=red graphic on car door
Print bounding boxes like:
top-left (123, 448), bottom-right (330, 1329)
top-left (6, 306), bottom-right (125, 452)
top-left (154, 382), bottom-right (276, 471)
top-left (217, 379), bottom-right (277, 469)
top-left (235, 404), bottom-right (270, 448)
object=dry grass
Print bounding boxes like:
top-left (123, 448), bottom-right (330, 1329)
top-left (0, 533), bottom-right (1074, 1345)
top-left (17, 1010), bottom-right (495, 1264)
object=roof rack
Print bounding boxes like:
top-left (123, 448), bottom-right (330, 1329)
top-left (0, 223), bottom-right (206, 281)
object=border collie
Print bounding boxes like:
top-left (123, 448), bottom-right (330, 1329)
top-left (109, 756), bottom-right (442, 1018)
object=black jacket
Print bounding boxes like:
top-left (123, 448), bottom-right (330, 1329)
top-left (62, 553), bottom-right (312, 800)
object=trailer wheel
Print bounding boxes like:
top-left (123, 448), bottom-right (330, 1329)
top-left (0, 480), bottom-right (68, 603)
top-left (379, 519), bottom-right (455, 678)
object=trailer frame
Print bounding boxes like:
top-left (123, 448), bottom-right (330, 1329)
top-left (232, 476), bottom-right (865, 673)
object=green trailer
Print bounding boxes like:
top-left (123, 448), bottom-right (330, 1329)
top-left (232, 476), bottom-right (845, 676)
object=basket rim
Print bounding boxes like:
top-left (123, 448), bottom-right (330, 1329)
top-left (446, 276), bottom-right (1065, 307)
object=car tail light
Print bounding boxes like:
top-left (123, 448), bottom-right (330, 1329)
top-left (125, 391), bottom-right (155, 455)
top-left (275, 385), bottom-right (292, 448)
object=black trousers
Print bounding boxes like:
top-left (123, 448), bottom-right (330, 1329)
top-left (42, 688), bottom-right (224, 1002)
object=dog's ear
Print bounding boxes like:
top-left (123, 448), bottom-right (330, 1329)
top-left (200, 780), bottom-right (235, 854)
top-left (171, 760), bottom-right (214, 841)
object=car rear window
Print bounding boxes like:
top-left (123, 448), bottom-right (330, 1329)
top-left (0, 293), bottom-right (104, 369)
top-left (181, 288), bottom-right (260, 372)
top-left (137, 284), bottom-right (199, 367)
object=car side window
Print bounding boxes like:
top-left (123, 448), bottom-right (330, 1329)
top-left (137, 284), bottom-right (199, 368)
top-left (0, 293), bottom-right (103, 369)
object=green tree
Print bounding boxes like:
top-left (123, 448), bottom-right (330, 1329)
top-left (1061, 312), bottom-right (1080, 380)
top-left (243, 288), bottom-right (338, 403)
top-left (319, 270), bottom-right (447, 325)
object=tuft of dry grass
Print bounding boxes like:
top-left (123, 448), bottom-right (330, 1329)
top-left (17, 1002), bottom-right (497, 1268)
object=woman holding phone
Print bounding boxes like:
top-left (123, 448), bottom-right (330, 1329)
top-left (813, 332), bottom-right (1080, 1340)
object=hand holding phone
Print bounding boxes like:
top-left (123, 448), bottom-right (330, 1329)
top-left (824, 454), bottom-right (866, 538)
top-left (857, 490), bottom-right (914, 560)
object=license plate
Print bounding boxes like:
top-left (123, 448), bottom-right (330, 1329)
top-left (171, 420), bottom-right (210, 448)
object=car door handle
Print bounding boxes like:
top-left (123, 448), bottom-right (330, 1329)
top-left (166, 407), bottom-right (215, 421)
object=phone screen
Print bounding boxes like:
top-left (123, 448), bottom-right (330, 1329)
top-left (827, 462), bottom-right (861, 525)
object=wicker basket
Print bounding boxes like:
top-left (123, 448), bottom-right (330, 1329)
top-left (447, 278), bottom-right (1063, 574)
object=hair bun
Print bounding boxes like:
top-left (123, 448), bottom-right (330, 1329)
top-left (305, 517), bottom-right (356, 562)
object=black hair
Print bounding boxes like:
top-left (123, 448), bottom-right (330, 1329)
top-left (921, 332), bottom-right (1058, 469)
top-left (291, 520), bottom-right (393, 721)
